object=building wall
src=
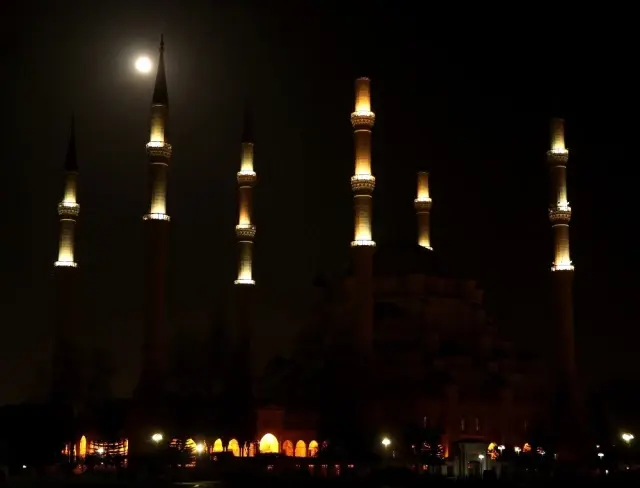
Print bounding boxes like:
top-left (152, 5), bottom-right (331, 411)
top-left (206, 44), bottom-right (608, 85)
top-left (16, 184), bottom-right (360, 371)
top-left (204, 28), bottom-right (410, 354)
top-left (314, 266), bottom-right (547, 451)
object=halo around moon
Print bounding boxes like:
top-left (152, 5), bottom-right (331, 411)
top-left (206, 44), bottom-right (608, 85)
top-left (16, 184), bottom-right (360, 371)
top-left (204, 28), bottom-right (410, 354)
top-left (135, 56), bottom-right (153, 74)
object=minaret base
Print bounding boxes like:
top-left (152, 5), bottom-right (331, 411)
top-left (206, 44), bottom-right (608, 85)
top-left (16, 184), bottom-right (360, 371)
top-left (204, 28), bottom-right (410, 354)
top-left (351, 246), bottom-right (375, 358)
top-left (142, 219), bottom-right (170, 387)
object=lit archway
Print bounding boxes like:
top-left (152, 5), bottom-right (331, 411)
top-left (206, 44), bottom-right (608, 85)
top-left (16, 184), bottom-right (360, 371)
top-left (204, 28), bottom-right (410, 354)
top-left (295, 440), bottom-right (307, 457)
top-left (308, 440), bottom-right (318, 457)
top-left (228, 439), bottom-right (240, 457)
top-left (185, 438), bottom-right (197, 453)
top-left (79, 435), bottom-right (87, 458)
top-left (259, 433), bottom-right (279, 453)
top-left (213, 438), bottom-right (223, 452)
top-left (282, 440), bottom-right (294, 456)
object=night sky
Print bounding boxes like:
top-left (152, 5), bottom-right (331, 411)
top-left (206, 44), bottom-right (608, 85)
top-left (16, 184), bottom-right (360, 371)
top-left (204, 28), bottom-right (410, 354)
top-left (0, 2), bottom-right (636, 404)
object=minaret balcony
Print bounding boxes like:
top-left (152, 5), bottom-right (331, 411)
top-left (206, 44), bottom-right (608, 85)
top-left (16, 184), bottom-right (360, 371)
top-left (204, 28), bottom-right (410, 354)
top-left (236, 224), bottom-right (256, 239)
top-left (54, 260), bottom-right (77, 268)
top-left (234, 278), bottom-right (255, 285)
top-left (237, 170), bottom-right (257, 186)
top-left (351, 239), bottom-right (376, 247)
top-left (351, 175), bottom-right (376, 192)
top-left (143, 212), bottom-right (171, 221)
top-left (547, 149), bottom-right (569, 165)
top-left (146, 142), bottom-right (172, 159)
top-left (414, 198), bottom-right (432, 212)
top-left (551, 263), bottom-right (574, 272)
top-left (350, 111), bottom-right (376, 129)
top-left (549, 207), bottom-right (571, 224)
top-left (57, 202), bottom-right (80, 217)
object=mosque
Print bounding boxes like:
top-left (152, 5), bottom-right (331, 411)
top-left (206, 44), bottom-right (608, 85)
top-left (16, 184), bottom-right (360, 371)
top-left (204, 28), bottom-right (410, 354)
top-left (52, 37), bottom-right (578, 475)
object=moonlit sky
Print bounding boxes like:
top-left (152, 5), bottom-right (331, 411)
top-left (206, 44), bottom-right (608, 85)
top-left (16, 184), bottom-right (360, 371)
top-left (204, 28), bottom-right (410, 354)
top-left (0, 1), bottom-right (637, 404)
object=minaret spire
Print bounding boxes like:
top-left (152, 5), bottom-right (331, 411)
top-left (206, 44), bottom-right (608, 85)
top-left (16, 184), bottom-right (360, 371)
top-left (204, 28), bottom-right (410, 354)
top-left (350, 77), bottom-right (376, 356)
top-left (414, 171), bottom-right (433, 250)
top-left (65, 115), bottom-right (78, 172)
top-left (152, 35), bottom-right (168, 106)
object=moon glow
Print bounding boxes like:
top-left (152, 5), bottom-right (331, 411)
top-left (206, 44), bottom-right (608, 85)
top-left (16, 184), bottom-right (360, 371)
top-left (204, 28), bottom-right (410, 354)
top-left (135, 56), bottom-right (152, 74)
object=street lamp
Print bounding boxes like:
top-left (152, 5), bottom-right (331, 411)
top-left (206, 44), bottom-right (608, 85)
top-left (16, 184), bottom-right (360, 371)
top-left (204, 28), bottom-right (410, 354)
top-left (195, 443), bottom-right (204, 454)
top-left (622, 433), bottom-right (634, 444)
top-left (514, 446), bottom-right (521, 455)
top-left (151, 433), bottom-right (163, 443)
top-left (497, 445), bottom-right (505, 455)
top-left (382, 437), bottom-right (391, 448)
top-left (598, 452), bottom-right (604, 459)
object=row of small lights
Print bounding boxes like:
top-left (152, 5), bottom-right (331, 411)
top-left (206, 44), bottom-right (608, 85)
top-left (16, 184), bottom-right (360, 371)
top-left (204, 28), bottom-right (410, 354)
top-left (87, 432), bottom-right (638, 461)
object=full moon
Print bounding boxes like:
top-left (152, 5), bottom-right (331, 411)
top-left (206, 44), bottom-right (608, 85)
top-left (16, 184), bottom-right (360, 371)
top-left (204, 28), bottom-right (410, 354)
top-left (135, 56), bottom-right (152, 74)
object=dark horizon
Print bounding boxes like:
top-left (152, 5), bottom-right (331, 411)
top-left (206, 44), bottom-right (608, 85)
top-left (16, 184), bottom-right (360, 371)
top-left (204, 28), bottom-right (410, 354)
top-left (1, 2), bottom-right (636, 404)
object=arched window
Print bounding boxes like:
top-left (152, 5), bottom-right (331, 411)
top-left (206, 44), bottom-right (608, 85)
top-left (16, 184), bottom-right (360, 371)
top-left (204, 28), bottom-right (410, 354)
top-left (295, 440), bottom-right (307, 457)
top-left (228, 439), bottom-right (240, 456)
top-left (308, 440), bottom-right (318, 457)
top-left (282, 440), bottom-right (294, 456)
top-left (213, 438), bottom-right (223, 452)
top-left (259, 433), bottom-right (279, 453)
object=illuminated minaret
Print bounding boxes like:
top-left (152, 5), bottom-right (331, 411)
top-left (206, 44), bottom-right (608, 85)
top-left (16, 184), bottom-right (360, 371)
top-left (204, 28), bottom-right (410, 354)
top-left (350, 77), bottom-right (376, 355)
top-left (547, 117), bottom-right (575, 382)
top-left (141, 35), bottom-right (171, 389)
top-left (55, 118), bottom-right (80, 268)
top-left (235, 108), bottom-right (257, 286)
top-left (414, 171), bottom-right (433, 249)
top-left (227, 108), bottom-right (257, 440)
top-left (51, 117), bottom-right (80, 407)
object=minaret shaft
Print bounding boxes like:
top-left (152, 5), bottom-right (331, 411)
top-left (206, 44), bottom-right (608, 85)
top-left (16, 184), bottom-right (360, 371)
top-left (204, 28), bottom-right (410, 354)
top-left (235, 141), bottom-right (257, 285)
top-left (237, 241), bottom-right (254, 283)
top-left (350, 78), bottom-right (376, 355)
top-left (353, 194), bottom-right (373, 243)
top-left (150, 104), bottom-right (167, 144)
top-left (52, 119), bottom-right (80, 408)
top-left (414, 171), bottom-right (433, 250)
top-left (148, 163), bottom-right (168, 216)
top-left (354, 130), bottom-right (372, 176)
top-left (239, 186), bottom-right (253, 226)
top-left (55, 173), bottom-right (79, 267)
top-left (228, 115), bottom-right (257, 432)
top-left (57, 219), bottom-right (76, 264)
top-left (141, 38), bottom-right (171, 384)
top-left (547, 117), bottom-right (575, 381)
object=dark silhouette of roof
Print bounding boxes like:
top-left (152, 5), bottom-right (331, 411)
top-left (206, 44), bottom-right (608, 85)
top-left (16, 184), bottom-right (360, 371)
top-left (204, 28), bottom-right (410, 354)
top-left (152, 35), bottom-right (168, 106)
top-left (64, 116), bottom-right (78, 172)
top-left (372, 243), bottom-right (451, 277)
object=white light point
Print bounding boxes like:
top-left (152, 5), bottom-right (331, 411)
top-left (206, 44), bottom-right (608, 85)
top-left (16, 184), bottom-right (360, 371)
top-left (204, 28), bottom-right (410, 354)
top-left (135, 56), bottom-right (153, 74)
